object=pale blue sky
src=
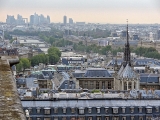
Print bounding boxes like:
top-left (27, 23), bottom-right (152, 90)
top-left (0, 0), bottom-right (160, 23)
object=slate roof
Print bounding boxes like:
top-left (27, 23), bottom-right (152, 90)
top-left (140, 73), bottom-right (159, 83)
top-left (72, 73), bottom-right (85, 78)
top-left (21, 99), bottom-right (160, 108)
top-left (26, 78), bottom-right (38, 88)
top-left (84, 68), bottom-right (112, 77)
top-left (118, 64), bottom-right (136, 78)
top-left (16, 78), bottom-right (26, 85)
top-left (107, 58), bottom-right (160, 67)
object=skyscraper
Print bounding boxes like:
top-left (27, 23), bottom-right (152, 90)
top-left (47, 15), bottom-right (50, 24)
top-left (63, 16), bottom-right (67, 25)
top-left (30, 15), bottom-right (34, 25)
top-left (6, 15), bottom-right (16, 24)
top-left (69, 18), bottom-right (73, 24)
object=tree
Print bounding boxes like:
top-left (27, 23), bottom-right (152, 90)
top-left (20, 58), bottom-right (31, 73)
top-left (48, 47), bottom-right (61, 64)
top-left (30, 54), bottom-right (49, 66)
top-left (16, 60), bottom-right (23, 74)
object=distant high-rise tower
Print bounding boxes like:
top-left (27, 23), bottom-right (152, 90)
top-left (63, 16), bottom-right (67, 25)
top-left (6, 15), bottom-right (16, 24)
top-left (69, 18), bottom-right (73, 24)
top-left (47, 15), bottom-right (50, 24)
top-left (157, 30), bottom-right (160, 40)
top-left (30, 15), bottom-right (34, 25)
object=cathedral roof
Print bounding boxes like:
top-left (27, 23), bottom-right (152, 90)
top-left (118, 64), bottom-right (136, 78)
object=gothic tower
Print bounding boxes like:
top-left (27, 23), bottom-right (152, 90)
top-left (123, 20), bottom-right (131, 67)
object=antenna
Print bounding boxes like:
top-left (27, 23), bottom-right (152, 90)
top-left (126, 19), bottom-right (129, 45)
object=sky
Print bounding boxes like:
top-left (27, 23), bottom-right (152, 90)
top-left (0, 0), bottom-right (160, 24)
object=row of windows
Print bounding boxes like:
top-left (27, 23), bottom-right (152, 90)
top-left (26, 116), bottom-right (159, 120)
top-left (26, 106), bottom-right (159, 114)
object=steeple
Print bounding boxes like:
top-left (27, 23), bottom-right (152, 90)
top-left (123, 19), bottom-right (131, 66)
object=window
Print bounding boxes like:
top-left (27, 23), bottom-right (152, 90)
top-left (146, 117), bottom-right (152, 120)
top-left (54, 108), bottom-right (58, 113)
top-left (112, 117), bottom-right (119, 120)
top-left (128, 82), bottom-right (132, 89)
top-left (124, 82), bottom-right (127, 90)
top-left (102, 81), bottom-right (105, 89)
top-left (36, 108), bottom-right (41, 113)
top-left (113, 108), bottom-right (118, 114)
top-left (122, 108), bottom-right (125, 113)
top-left (44, 118), bottom-right (51, 120)
top-left (139, 117), bottom-right (143, 120)
top-left (122, 117), bottom-right (126, 120)
top-left (97, 117), bottom-right (101, 120)
top-left (63, 107), bottom-right (66, 113)
top-left (105, 108), bottom-right (109, 113)
top-left (54, 117), bottom-right (58, 120)
top-left (130, 107), bottom-right (134, 113)
top-left (79, 108), bottom-right (84, 114)
top-left (96, 81), bottom-right (99, 89)
top-left (62, 117), bottom-right (67, 120)
top-left (155, 107), bottom-right (159, 112)
top-left (97, 107), bottom-right (100, 113)
top-left (84, 81), bottom-right (88, 88)
top-left (105, 117), bottom-right (109, 120)
top-left (139, 107), bottom-right (142, 113)
top-left (71, 108), bottom-right (75, 113)
top-left (28, 108), bottom-right (32, 113)
top-left (88, 117), bottom-right (92, 120)
top-left (27, 118), bottom-right (32, 120)
top-left (88, 108), bottom-right (92, 113)
top-left (90, 81), bottom-right (93, 89)
top-left (146, 108), bottom-right (152, 113)
top-left (44, 108), bottom-right (50, 115)
top-left (131, 116), bottom-right (134, 120)
top-left (79, 117), bottom-right (85, 120)
top-left (108, 81), bottom-right (111, 89)
top-left (71, 117), bottom-right (76, 120)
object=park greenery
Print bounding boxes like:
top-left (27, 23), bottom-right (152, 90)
top-left (8, 29), bottom-right (160, 64)
top-left (16, 47), bottom-right (61, 73)
top-left (30, 47), bottom-right (61, 66)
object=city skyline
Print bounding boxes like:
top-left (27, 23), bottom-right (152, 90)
top-left (0, 0), bottom-right (160, 24)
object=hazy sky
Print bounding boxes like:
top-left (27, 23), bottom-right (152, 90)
top-left (1, 0), bottom-right (160, 23)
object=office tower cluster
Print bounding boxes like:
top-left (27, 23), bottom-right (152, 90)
top-left (63, 15), bottom-right (74, 25)
top-left (6, 13), bottom-right (50, 25)
top-left (6, 14), bottom-right (26, 25)
top-left (30, 13), bottom-right (50, 25)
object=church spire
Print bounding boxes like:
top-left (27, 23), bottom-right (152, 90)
top-left (123, 19), bottom-right (131, 66)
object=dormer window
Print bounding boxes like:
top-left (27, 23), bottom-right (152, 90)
top-left (130, 107), bottom-right (134, 113)
top-left (71, 107), bottom-right (75, 113)
top-left (139, 107), bottom-right (143, 113)
top-left (63, 107), bottom-right (66, 113)
top-left (36, 108), bottom-right (41, 113)
top-left (155, 107), bottom-right (159, 112)
top-left (44, 108), bottom-right (51, 115)
top-left (54, 107), bottom-right (58, 113)
top-left (122, 107), bottom-right (126, 113)
top-left (112, 107), bottom-right (118, 114)
top-left (88, 107), bottom-right (92, 113)
top-left (97, 107), bottom-right (101, 113)
top-left (146, 107), bottom-right (152, 114)
top-left (105, 107), bottom-right (109, 113)
top-left (79, 107), bottom-right (84, 114)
